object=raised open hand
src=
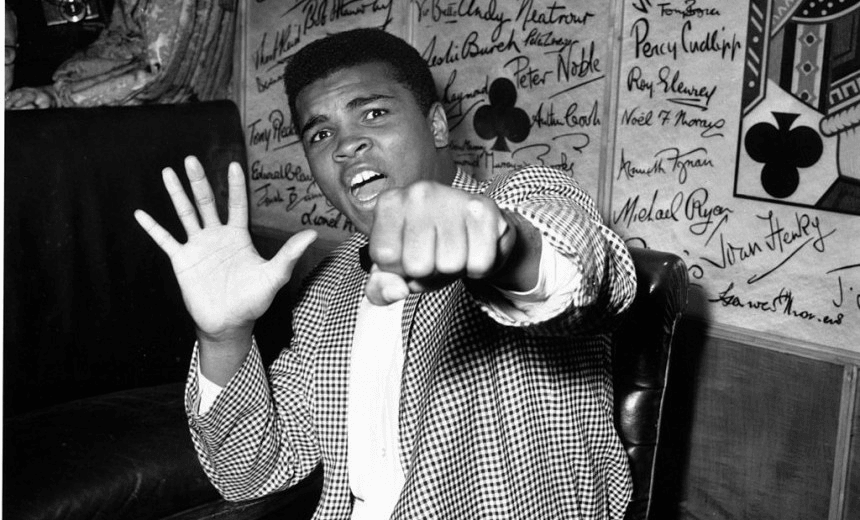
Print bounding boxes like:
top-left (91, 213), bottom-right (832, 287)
top-left (134, 156), bottom-right (317, 346)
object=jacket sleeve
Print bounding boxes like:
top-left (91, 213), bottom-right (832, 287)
top-left (470, 165), bottom-right (637, 336)
top-left (184, 295), bottom-right (324, 501)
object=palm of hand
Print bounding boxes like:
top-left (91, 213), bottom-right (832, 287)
top-left (171, 225), bottom-right (275, 338)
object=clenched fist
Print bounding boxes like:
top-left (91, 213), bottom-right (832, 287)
top-left (365, 181), bottom-right (540, 305)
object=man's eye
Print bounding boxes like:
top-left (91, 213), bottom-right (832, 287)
top-left (309, 129), bottom-right (331, 144)
top-left (365, 108), bottom-right (387, 120)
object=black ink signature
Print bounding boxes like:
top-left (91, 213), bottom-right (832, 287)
top-left (516, 0), bottom-right (594, 32)
top-left (658, 0), bottom-right (721, 18)
top-left (709, 282), bottom-right (844, 325)
top-left (653, 146), bottom-right (713, 184)
top-left (826, 263), bottom-right (860, 310)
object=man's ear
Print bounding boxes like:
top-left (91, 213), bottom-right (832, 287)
top-left (428, 102), bottom-right (450, 148)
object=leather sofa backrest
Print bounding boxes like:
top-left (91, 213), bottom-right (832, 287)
top-left (4, 101), bottom-right (247, 415)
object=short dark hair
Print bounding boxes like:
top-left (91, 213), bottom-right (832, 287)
top-left (284, 28), bottom-right (439, 131)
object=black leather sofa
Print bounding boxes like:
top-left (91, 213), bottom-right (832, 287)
top-left (3, 101), bottom-right (321, 520)
top-left (3, 100), bottom-right (687, 520)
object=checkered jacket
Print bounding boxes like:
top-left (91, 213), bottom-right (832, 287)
top-left (186, 165), bottom-right (637, 519)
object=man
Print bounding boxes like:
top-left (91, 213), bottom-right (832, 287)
top-left (135, 28), bottom-right (636, 520)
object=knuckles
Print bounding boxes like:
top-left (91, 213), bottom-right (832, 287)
top-left (466, 254), bottom-right (496, 279)
top-left (401, 254), bottom-right (436, 279)
top-left (368, 242), bottom-right (400, 269)
top-left (369, 182), bottom-right (504, 281)
top-left (403, 180), bottom-right (437, 202)
top-left (465, 197), bottom-right (494, 221)
top-left (375, 180), bottom-right (438, 209)
top-left (434, 249), bottom-right (467, 275)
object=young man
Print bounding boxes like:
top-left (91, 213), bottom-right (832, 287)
top-left (136, 28), bottom-right (636, 520)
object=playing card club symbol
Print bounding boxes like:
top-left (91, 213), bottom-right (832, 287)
top-left (744, 112), bottom-right (823, 199)
top-left (474, 78), bottom-right (531, 152)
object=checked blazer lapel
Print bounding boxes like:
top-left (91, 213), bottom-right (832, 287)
top-left (396, 282), bottom-right (461, 473)
top-left (314, 239), bottom-right (368, 516)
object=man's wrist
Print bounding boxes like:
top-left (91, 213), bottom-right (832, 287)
top-left (198, 325), bottom-right (254, 386)
top-left (197, 323), bottom-right (255, 347)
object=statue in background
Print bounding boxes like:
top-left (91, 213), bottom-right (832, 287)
top-left (5, 0), bottom-right (236, 109)
top-left (5, 1), bottom-right (57, 108)
top-left (6, 2), bottom-right (19, 94)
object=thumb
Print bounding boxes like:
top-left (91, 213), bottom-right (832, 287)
top-left (366, 264), bottom-right (410, 306)
top-left (489, 209), bottom-right (519, 278)
top-left (267, 229), bottom-right (318, 286)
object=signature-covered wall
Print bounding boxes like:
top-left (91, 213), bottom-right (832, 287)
top-left (237, 0), bottom-right (859, 354)
top-left (609, 0), bottom-right (860, 352)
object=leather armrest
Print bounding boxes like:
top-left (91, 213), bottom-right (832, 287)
top-left (612, 247), bottom-right (689, 520)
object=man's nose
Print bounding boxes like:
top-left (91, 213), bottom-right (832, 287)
top-left (333, 134), bottom-right (371, 161)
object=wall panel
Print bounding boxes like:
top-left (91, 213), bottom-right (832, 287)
top-left (667, 326), bottom-right (846, 520)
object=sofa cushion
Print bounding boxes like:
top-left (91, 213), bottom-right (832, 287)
top-left (4, 383), bottom-right (219, 519)
top-left (4, 382), bottom-right (324, 520)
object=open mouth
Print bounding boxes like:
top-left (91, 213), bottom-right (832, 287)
top-left (350, 171), bottom-right (388, 203)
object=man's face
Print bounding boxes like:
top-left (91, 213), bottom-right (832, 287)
top-left (295, 62), bottom-right (450, 235)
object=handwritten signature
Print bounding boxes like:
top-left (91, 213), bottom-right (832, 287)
top-left (280, 0), bottom-right (394, 33)
top-left (617, 146), bottom-right (713, 184)
top-left (631, 17), bottom-right (742, 62)
top-left (421, 29), bottom-right (520, 68)
top-left (709, 282), bottom-right (845, 325)
top-left (247, 109), bottom-right (298, 152)
top-left (612, 187), bottom-right (732, 243)
top-left (619, 106), bottom-right (725, 138)
top-left (626, 65), bottom-right (717, 110)
top-left (441, 70), bottom-right (488, 131)
top-left (531, 100), bottom-right (601, 129)
top-left (827, 263), bottom-right (860, 311)
top-left (655, 0), bottom-right (720, 18)
top-left (412, 0), bottom-right (511, 40)
top-left (515, 0), bottom-right (594, 32)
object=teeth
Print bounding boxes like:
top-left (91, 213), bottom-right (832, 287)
top-left (349, 170), bottom-right (387, 203)
top-left (350, 170), bottom-right (383, 188)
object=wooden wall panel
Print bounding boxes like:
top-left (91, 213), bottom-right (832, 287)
top-left (667, 327), bottom-right (844, 520)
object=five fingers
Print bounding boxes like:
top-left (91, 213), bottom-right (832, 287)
top-left (138, 156), bottom-right (249, 253)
